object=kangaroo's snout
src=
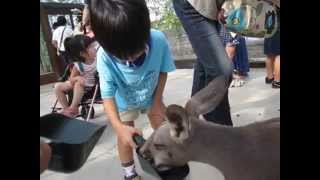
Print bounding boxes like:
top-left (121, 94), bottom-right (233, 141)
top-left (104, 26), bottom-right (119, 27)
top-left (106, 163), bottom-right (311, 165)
top-left (139, 146), bottom-right (153, 161)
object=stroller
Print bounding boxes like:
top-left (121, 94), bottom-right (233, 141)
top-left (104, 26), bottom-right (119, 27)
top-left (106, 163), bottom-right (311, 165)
top-left (51, 63), bottom-right (103, 121)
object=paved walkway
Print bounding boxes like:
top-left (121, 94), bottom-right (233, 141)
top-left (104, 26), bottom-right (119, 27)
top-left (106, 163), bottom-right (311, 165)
top-left (40, 68), bottom-right (280, 180)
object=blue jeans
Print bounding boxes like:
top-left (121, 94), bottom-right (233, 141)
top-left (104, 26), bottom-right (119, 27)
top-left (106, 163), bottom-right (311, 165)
top-left (173, 0), bottom-right (233, 126)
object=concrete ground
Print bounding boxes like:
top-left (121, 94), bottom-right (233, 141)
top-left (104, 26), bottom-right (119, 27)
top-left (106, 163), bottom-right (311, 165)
top-left (40, 68), bottom-right (280, 180)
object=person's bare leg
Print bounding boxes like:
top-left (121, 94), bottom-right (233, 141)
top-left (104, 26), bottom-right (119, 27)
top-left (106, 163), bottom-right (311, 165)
top-left (266, 55), bottom-right (275, 79)
top-left (54, 82), bottom-right (73, 108)
top-left (70, 77), bottom-right (85, 109)
top-left (274, 55), bottom-right (280, 82)
top-left (117, 121), bottom-right (135, 163)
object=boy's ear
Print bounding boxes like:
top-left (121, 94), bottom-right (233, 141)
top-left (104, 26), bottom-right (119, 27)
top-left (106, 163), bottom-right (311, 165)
top-left (165, 105), bottom-right (191, 143)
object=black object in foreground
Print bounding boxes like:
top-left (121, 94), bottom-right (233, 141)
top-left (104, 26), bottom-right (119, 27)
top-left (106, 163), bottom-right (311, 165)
top-left (133, 135), bottom-right (190, 180)
top-left (40, 113), bottom-right (106, 173)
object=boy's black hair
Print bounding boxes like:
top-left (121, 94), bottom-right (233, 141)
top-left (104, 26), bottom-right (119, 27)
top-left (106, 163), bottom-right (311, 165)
top-left (64, 35), bottom-right (95, 62)
top-left (56, 16), bottom-right (67, 26)
top-left (88, 0), bottom-right (150, 60)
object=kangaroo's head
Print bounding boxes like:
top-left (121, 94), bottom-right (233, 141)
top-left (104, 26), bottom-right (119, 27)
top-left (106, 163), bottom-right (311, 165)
top-left (139, 76), bottom-right (229, 171)
top-left (139, 104), bottom-right (194, 171)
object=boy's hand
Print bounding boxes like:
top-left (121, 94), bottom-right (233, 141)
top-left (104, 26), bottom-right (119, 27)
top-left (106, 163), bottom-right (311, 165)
top-left (117, 124), bottom-right (142, 149)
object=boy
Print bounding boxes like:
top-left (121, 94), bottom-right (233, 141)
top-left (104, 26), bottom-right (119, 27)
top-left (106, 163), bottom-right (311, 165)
top-left (88, 0), bottom-right (176, 179)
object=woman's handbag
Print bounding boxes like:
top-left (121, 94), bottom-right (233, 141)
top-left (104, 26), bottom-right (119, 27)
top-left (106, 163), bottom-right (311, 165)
top-left (221, 0), bottom-right (279, 38)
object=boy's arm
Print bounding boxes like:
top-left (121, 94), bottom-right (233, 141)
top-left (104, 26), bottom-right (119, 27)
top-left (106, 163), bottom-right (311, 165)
top-left (148, 31), bottom-right (176, 129)
top-left (153, 72), bottom-right (167, 105)
top-left (68, 66), bottom-right (81, 85)
top-left (51, 30), bottom-right (59, 49)
top-left (69, 66), bottom-right (80, 78)
top-left (103, 98), bottom-right (142, 148)
top-left (103, 98), bottom-right (122, 131)
top-left (148, 72), bottom-right (168, 129)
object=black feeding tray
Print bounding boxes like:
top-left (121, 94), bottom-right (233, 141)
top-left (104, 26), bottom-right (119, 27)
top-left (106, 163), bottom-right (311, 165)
top-left (40, 113), bottom-right (106, 173)
top-left (133, 135), bottom-right (189, 180)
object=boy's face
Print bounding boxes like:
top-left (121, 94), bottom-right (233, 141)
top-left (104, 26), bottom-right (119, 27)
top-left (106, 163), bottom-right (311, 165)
top-left (115, 45), bottom-right (146, 63)
top-left (126, 49), bottom-right (145, 62)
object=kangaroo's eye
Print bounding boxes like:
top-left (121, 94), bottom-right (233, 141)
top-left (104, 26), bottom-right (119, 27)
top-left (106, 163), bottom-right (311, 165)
top-left (154, 144), bottom-right (167, 150)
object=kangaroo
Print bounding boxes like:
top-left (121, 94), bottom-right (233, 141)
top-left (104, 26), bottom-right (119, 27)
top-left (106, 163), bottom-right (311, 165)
top-left (139, 76), bottom-right (280, 180)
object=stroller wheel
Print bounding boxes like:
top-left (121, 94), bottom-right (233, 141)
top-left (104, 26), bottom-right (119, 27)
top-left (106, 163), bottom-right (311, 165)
top-left (81, 106), bottom-right (95, 120)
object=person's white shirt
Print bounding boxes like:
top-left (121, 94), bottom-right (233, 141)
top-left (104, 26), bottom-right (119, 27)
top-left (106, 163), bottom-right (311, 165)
top-left (52, 25), bottom-right (73, 52)
top-left (72, 23), bottom-right (83, 36)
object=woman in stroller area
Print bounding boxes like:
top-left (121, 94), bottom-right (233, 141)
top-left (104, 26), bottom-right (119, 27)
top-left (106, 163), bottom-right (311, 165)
top-left (54, 35), bottom-right (97, 118)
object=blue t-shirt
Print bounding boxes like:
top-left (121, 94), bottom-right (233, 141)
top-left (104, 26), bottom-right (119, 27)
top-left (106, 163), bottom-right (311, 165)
top-left (97, 29), bottom-right (176, 112)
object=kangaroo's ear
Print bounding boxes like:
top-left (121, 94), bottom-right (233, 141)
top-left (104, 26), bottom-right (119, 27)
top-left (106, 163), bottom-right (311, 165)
top-left (165, 104), bottom-right (191, 143)
top-left (185, 75), bottom-right (229, 117)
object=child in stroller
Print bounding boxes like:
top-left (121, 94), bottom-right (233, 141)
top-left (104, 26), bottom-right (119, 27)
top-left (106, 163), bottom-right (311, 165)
top-left (53, 35), bottom-right (100, 119)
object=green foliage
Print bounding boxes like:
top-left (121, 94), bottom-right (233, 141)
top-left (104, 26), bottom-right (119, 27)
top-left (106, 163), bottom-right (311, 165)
top-left (151, 0), bottom-right (182, 32)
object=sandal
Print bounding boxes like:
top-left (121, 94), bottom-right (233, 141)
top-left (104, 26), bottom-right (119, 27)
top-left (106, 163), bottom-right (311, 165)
top-left (265, 77), bottom-right (274, 84)
top-left (272, 81), bottom-right (280, 88)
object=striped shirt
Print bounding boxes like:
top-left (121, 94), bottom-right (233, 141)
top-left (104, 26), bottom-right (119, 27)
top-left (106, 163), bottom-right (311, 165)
top-left (74, 60), bottom-right (97, 87)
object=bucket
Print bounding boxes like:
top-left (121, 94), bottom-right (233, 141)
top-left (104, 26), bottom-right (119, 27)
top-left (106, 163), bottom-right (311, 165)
top-left (40, 113), bottom-right (106, 173)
